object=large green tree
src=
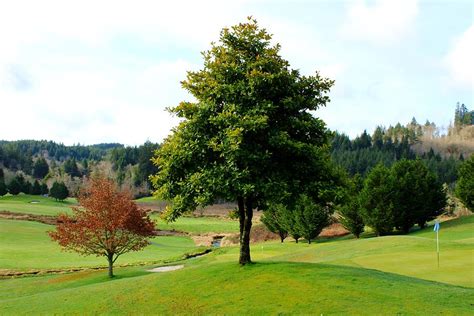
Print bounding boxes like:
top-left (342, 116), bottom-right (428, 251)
top-left (339, 173), bottom-right (365, 238)
top-left (151, 19), bottom-right (334, 265)
top-left (391, 159), bottom-right (445, 232)
top-left (50, 181), bottom-right (69, 201)
top-left (359, 164), bottom-right (395, 236)
top-left (456, 155), bottom-right (474, 211)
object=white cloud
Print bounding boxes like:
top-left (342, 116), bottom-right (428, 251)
top-left (444, 24), bottom-right (474, 90)
top-left (340, 0), bottom-right (418, 45)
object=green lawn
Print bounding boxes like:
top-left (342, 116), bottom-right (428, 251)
top-left (0, 219), bottom-right (200, 270)
top-left (135, 196), bottom-right (160, 203)
top-left (211, 215), bottom-right (474, 288)
top-left (152, 215), bottom-right (239, 234)
top-left (0, 215), bottom-right (472, 314)
top-left (1, 260), bottom-right (472, 315)
top-left (0, 194), bottom-right (76, 216)
top-left (0, 195), bottom-right (239, 234)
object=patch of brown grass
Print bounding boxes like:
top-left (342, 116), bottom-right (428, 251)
top-left (319, 223), bottom-right (350, 238)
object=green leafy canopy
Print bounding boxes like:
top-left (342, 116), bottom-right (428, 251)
top-left (151, 18), bottom-right (335, 221)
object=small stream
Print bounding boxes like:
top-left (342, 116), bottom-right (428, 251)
top-left (211, 236), bottom-right (224, 247)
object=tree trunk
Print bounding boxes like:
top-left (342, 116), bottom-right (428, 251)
top-left (279, 232), bottom-right (285, 243)
top-left (295, 238), bottom-right (299, 244)
top-left (239, 197), bottom-right (253, 265)
top-left (107, 253), bottom-right (114, 278)
top-left (308, 238), bottom-right (311, 244)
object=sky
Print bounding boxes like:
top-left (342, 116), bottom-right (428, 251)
top-left (0, 0), bottom-right (472, 145)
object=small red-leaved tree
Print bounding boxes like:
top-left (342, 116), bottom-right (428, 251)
top-left (49, 177), bottom-right (155, 277)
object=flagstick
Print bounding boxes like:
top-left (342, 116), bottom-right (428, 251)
top-left (437, 229), bottom-right (439, 268)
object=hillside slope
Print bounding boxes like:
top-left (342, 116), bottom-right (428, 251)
top-left (1, 215), bottom-right (472, 314)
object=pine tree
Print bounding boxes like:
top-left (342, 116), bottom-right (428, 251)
top-left (33, 157), bottom-right (49, 179)
top-left (339, 174), bottom-right (365, 238)
top-left (359, 164), bottom-right (395, 235)
top-left (0, 178), bottom-right (7, 196)
top-left (456, 155), bottom-right (474, 211)
top-left (50, 181), bottom-right (69, 201)
top-left (32, 180), bottom-right (42, 195)
top-left (261, 204), bottom-right (288, 242)
top-left (292, 194), bottom-right (332, 244)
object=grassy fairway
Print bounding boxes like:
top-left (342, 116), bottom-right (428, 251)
top-left (0, 216), bottom-right (472, 314)
top-left (152, 215), bottom-right (239, 234)
top-left (0, 195), bottom-right (239, 234)
top-left (0, 194), bottom-right (76, 216)
top-left (210, 216), bottom-right (474, 287)
top-left (0, 219), bottom-right (200, 270)
top-left (1, 260), bottom-right (472, 315)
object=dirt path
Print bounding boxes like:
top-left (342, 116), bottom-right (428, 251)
top-left (0, 211), bottom-right (57, 225)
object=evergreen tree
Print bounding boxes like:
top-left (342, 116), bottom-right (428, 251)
top-left (24, 181), bottom-right (32, 195)
top-left (0, 178), bottom-right (7, 196)
top-left (261, 204), bottom-right (288, 242)
top-left (282, 208), bottom-right (301, 243)
top-left (50, 181), bottom-right (69, 201)
top-left (63, 158), bottom-right (80, 177)
top-left (292, 194), bottom-right (332, 244)
top-left (359, 164), bottom-right (395, 235)
top-left (391, 159), bottom-right (445, 232)
top-left (135, 142), bottom-right (160, 186)
top-left (31, 180), bottom-right (42, 195)
top-left (40, 183), bottom-right (49, 195)
top-left (82, 159), bottom-right (90, 176)
top-left (33, 157), bottom-right (49, 179)
top-left (8, 177), bottom-right (22, 195)
top-left (372, 126), bottom-right (384, 150)
top-left (456, 155), bottom-right (474, 211)
top-left (339, 174), bottom-right (365, 238)
top-left (352, 130), bottom-right (372, 149)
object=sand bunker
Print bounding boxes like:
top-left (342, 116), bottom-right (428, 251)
top-left (147, 265), bottom-right (184, 273)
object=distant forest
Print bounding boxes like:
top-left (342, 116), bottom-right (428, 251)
top-left (0, 140), bottom-right (159, 197)
top-left (0, 103), bottom-right (472, 197)
top-left (332, 103), bottom-right (473, 185)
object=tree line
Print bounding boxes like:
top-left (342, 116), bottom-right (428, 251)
top-left (263, 155), bottom-right (474, 242)
top-left (331, 123), bottom-right (462, 185)
top-left (0, 140), bottom-right (160, 199)
top-left (0, 169), bottom-right (69, 201)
